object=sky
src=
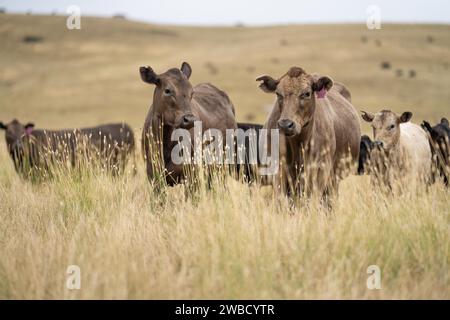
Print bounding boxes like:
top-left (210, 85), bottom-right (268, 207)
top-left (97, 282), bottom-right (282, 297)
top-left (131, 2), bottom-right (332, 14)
top-left (0, 0), bottom-right (449, 26)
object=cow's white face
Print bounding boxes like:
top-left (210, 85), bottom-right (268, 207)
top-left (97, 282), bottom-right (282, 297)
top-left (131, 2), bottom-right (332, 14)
top-left (362, 110), bottom-right (412, 151)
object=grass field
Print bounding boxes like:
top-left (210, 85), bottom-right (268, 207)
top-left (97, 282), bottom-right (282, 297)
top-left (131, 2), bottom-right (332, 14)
top-left (0, 14), bottom-right (449, 299)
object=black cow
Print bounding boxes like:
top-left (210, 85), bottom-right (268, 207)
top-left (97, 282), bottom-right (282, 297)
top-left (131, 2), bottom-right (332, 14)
top-left (236, 122), bottom-right (263, 183)
top-left (357, 135), bottom-right (386, 175)
top-left (0, 119), bottom-right (135, 177)
top-left (421, 118), bottom-right (450, 186)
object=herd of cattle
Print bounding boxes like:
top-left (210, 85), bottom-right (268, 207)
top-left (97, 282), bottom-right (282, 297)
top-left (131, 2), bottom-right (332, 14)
top-left (1, 62), bottom-right (449, 199)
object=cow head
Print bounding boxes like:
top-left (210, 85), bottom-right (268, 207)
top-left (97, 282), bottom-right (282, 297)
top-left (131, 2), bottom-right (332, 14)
top-left (257, 67), bottom-right (333, 137)
top-left (140, 62), bottom-right (198, 129)
top-left (358, 135), bottom-right (376, 175)
top-left (0, 119), bottom-right (35, 165)
top-left (361, 109), bottom-right (412, 151)
top-left (422, 118), bottom-right (450, 164)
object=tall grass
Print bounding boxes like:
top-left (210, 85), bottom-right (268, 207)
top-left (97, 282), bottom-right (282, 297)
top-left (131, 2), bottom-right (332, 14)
top-left (0, 147), bottom-right (448, 299)
top-left (0, 14), bottom-right (449, 300)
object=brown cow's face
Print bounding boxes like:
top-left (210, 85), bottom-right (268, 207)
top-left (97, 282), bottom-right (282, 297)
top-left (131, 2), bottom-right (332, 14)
top-left (257, 67), bottom-right (333, 137)
top-left (361, 110), bottom-right (412, 151)
top-left (140, 62), bottom-right (197, 129)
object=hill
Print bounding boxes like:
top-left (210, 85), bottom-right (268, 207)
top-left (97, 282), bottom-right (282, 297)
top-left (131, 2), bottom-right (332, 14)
top-left (1, 14), bottom-right (449, 133)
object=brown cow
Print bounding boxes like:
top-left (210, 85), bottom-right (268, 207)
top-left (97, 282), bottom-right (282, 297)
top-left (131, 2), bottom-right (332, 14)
top-left (140, 62), bottom-right (237, 186)
top-left (257, 67), bottom-right (360, 199)
top-left (0, 119), bottom-right (135, 176)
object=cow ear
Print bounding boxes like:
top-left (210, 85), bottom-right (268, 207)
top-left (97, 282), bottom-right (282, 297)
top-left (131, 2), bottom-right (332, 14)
top-left (363, 135), bottom-right (373, 143)
top-left (256, 75), bottom-right (279, 93)
top-left (361, 110), bottom-right (375, 122)
top-left (441, 117), bottom-right (449, 127)
top-left (180, 62), bottom-right (192, 79)
top-left (24, 123), bottom-right (34, 135)
top-left (360, 135), bottom-right (372, 149)
top-left (421, 121), bottom-right (433, 133)
top-left (422, 121), bottom-right (438, 140)
top-left (400, 111), bottom-right (413, 123)
top-left (0, 122), bottom-right (6, 130)
top-left (140, 66), bottom-right (160, 85)
top-left (312, 76), bottom-right (334, 93)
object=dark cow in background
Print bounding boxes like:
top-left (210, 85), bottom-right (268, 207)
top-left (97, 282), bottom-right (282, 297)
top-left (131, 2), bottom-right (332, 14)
top-left (236, 122), bottom-right (263, 183)
top-left (358, 135), bottom-right (375, 175)
top-left (422, 118), bottom-right (450, 186)
top-left (257, 67), bottom-right (361, 199)
top-left (140, 62), bottom-right (237, 187)
top-left (0, 119), bottom-right (135, 177)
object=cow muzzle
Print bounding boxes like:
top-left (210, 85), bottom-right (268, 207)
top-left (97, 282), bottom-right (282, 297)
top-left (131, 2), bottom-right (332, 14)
top-left (11, 140), bottom-right (24, 152)
top-left (373, 140), bottom-right (384, 149)
top-left (179, 114), bottom-right (198, 130)
top-left (277, 119), bottom-right (296, 137)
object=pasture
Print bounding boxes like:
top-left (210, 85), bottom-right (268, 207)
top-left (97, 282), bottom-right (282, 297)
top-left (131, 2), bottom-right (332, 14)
top-left (0, 14), bottom-right (449, 299)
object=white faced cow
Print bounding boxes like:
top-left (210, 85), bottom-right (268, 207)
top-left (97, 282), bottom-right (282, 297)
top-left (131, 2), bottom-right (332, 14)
top-left (361, 109), bottom-right (432, 187)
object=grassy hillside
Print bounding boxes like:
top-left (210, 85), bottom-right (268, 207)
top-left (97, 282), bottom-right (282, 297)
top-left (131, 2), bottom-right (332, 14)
top-left (0, 14), bottom-right (449, 299)
top-left (1, 14), bottom-right (449, 129)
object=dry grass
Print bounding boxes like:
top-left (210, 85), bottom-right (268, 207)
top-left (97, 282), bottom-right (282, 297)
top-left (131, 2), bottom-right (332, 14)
top-left (0, 14), bottom-right (449, 299)
top-left (0, 155), bottom-right (448, 299)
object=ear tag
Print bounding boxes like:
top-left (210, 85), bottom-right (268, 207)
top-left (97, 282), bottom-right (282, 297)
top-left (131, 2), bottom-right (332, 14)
top-left (25, 127), bottom-right (33, 135)
top-left (316, 88), bottom-right (327, 99)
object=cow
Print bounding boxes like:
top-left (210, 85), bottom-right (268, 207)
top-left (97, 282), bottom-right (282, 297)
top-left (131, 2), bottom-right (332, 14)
top-left (358, 135), bottom-right (378, 175)
top-left (361, 109), bottom-right (432, 187)
top-left (236, 122), bottom-right (263, 183)
top-left (0, 119), bottom-right (135, 177)
top-left (140, 62), bottom-right (237, 187)
top-left (421, 118), bottom-right (450, 186)
top-left (256, 67), bottom-right (361, 199)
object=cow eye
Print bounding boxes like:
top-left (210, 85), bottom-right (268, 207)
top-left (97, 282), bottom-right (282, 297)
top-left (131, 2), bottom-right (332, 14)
top-left (163, 88), bottom-right (172, 96)
top-left (301, 91), bottom-right (311, 99)
top-left (388, 124), bottom-right (395, 130)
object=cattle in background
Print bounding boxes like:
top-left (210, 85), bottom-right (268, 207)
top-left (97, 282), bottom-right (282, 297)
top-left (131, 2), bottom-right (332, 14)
top-left (0, 119), bottom-right (135, 177)
top-left (256, 67), bottom-right (361, 199)
top-left (421, 118), bottom-right (450, 186)
top-left (140, 62), bottom-right (237, 187)
top-left (236, 122), bottom-right (263, 183)
top-left (358, 135), bottom-right (377, 175)
top-left (361, 109), bottom-right (431, 187)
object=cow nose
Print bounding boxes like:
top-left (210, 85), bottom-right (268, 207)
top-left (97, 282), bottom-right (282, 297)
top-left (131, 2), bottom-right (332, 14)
top-left (373, 141), bottom-right (384, 148)
top-left (278, 119), bottom-right (295, 133)
top-left (180, 114), bottom-right (196, 129)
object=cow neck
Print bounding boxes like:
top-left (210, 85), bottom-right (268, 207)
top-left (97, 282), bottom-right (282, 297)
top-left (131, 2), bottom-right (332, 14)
top-left (150, 114), bottom-right (174, 163)
top-left (298, 117), bottom-right (315, 146)
top-left (389, 140), bottom-right (405, 168)
top-left (374, 139), bottom-right (403, 173)
top-left (162, 124), bottom-right (175, 163)
top-left (287, 117), bottom-right (315, 166)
